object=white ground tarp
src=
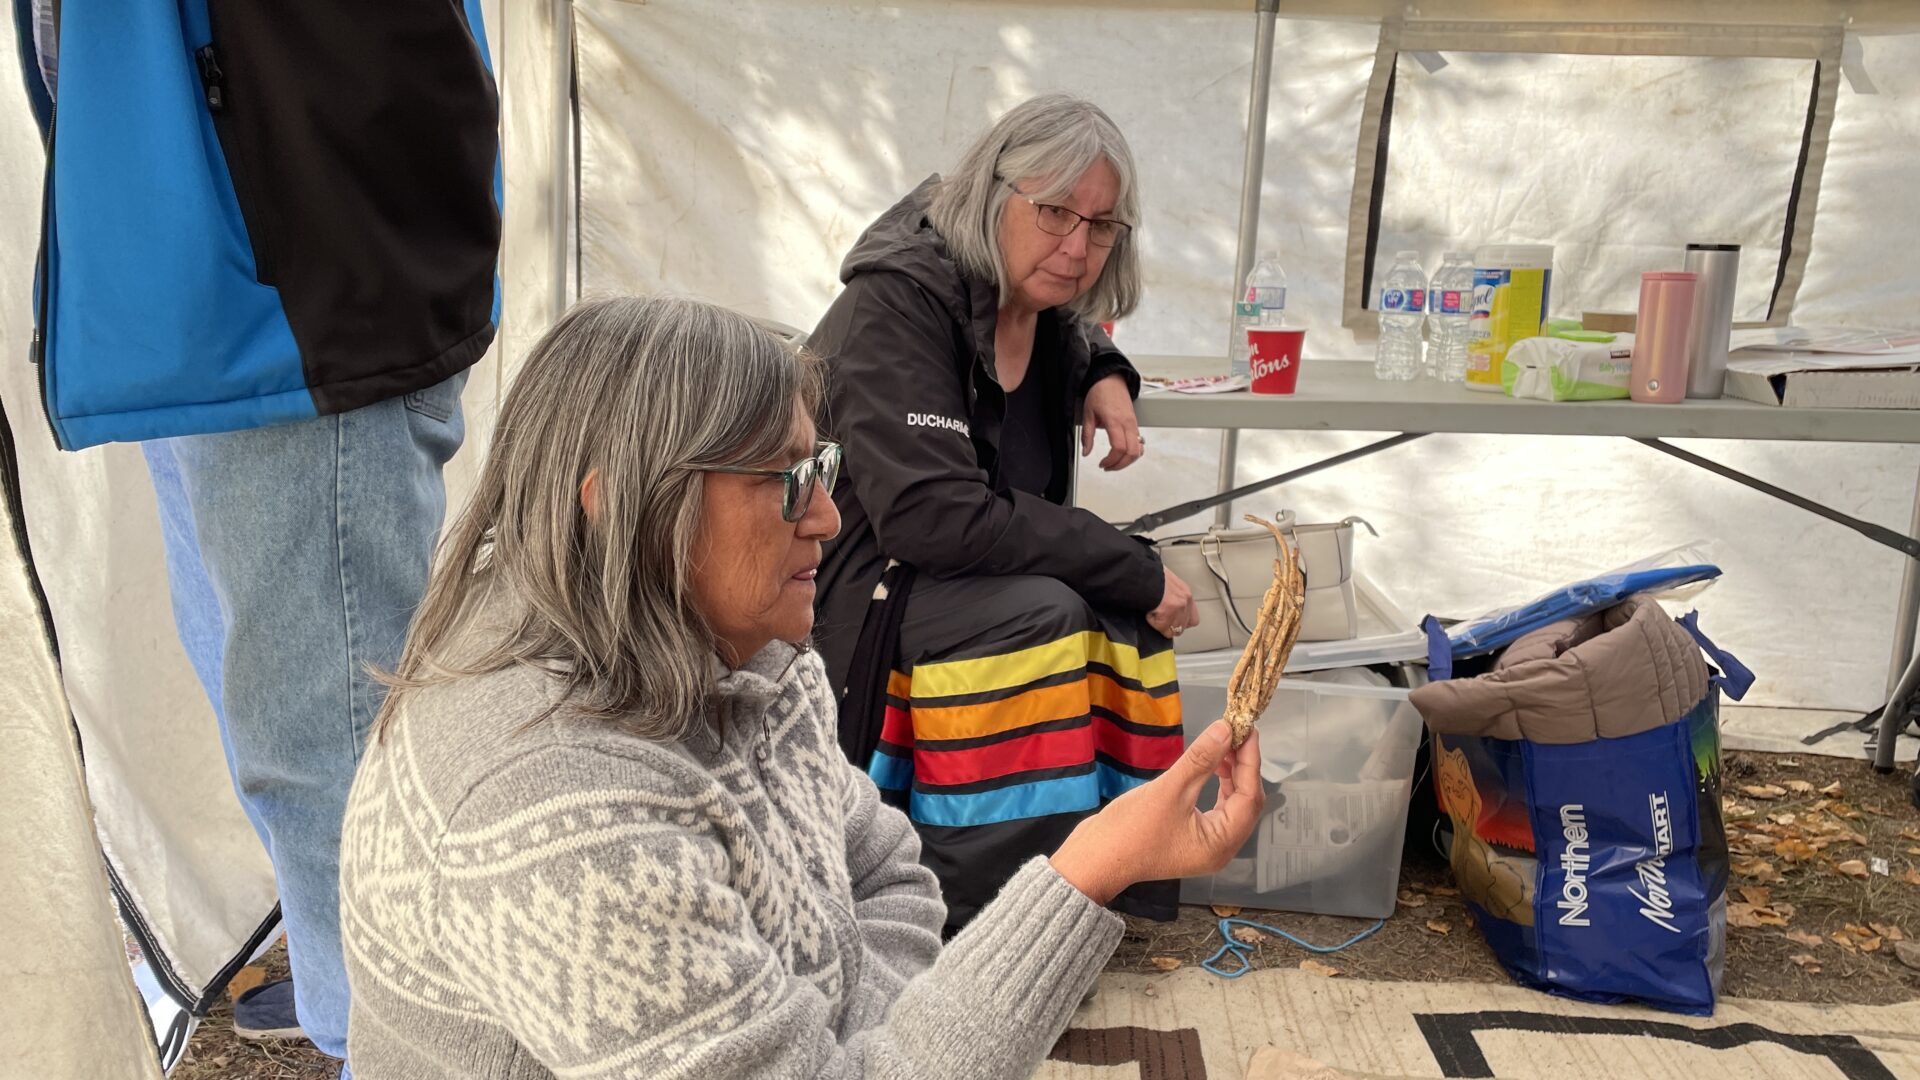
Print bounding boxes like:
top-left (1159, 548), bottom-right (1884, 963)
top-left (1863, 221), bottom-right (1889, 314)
top-left (2, 3), bottom-right (1917, 1076)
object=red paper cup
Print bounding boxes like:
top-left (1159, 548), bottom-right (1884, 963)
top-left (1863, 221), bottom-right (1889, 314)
top-left (1247, 327), bottom-right (1306, 394)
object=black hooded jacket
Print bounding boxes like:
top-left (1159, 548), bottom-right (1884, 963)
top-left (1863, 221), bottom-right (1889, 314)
top-left (809, 177), bottom-right (1165, 695)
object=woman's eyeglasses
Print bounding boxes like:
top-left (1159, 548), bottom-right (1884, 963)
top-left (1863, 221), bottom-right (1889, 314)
top-left (1000, 180), bottom-right (1131, 248)
top-left (699, 441), bottom-right (843, 523)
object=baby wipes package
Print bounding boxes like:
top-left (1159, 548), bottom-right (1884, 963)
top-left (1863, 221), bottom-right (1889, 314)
top-left (1503, 333), bottom-right (1636, 401)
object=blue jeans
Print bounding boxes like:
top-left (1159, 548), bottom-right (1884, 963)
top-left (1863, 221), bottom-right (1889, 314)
top-left (144, 373), bottom-right (467, 1060)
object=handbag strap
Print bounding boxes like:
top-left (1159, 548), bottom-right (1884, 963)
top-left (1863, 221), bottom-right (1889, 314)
top-left (1199, 533), bottom-right (1256, 637)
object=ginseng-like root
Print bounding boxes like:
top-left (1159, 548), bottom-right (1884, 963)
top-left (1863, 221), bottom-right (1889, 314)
top-left (1222, 516), bottom-right (1306, 748)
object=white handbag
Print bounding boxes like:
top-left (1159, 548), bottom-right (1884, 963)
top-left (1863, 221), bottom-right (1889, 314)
top-left (1154, 511), bottom-right (1377, 654)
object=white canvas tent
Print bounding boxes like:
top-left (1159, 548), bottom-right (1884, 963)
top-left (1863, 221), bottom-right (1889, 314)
top-left (3, 2), bottom-right (1919, 1075)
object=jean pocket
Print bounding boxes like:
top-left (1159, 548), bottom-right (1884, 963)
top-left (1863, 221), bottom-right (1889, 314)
top-left (403, 386), bottom-right (456, 423)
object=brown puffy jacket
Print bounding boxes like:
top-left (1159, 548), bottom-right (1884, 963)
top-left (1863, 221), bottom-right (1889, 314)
top-left (1410, 597), bottom-right (1709, 743)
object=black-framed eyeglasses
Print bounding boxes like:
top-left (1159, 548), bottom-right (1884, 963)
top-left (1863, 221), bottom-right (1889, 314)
top-left (698, 441), bottom-right (843, 523)
top-left (1000, 180), bottom-right (1131, 248)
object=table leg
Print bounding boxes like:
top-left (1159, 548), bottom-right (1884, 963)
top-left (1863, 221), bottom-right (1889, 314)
top-left (1873, 463), bottom-right (1920, 773)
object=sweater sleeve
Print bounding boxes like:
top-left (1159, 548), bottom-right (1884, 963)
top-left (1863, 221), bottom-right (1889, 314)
top-left (819, 271), bottom-right (1165, 613)
top-left (840, 754), bottom-right (944, 1001)
top-left (428, 744), bottom-right (1124, 1080)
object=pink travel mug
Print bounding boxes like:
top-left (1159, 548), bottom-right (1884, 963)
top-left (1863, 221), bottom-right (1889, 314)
top-left (1631, 272), bottom-right (1698, 404)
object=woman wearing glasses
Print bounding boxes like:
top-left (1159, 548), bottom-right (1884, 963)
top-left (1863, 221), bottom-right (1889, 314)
top-left (810, 94), bottom-right (1202, 936)
top-left (337, 295), bottom-right (1261, 1079)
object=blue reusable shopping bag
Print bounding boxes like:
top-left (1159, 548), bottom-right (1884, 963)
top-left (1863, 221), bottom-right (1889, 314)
top-left (1428, 611), bottom-right (1750, 1015)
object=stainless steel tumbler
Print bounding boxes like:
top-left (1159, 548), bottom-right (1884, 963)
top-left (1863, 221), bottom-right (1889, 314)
top-left (1683, 243), bottom-right (1740, 398)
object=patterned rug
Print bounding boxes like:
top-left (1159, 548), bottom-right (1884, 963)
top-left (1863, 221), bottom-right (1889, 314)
top-left (1039, 968), bottom-right (1920, 1080)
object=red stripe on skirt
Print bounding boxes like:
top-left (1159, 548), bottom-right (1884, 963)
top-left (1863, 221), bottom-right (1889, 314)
top-left (912, 714), bottom-right (1183, 788)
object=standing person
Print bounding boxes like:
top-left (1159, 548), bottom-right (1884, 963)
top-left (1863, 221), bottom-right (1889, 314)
top-left (339, 295), bottom-right (1263, 1079)
top-left (14, 4), bottom-right (500, 1073)
top-left (809, 93), bottom-right (1201, 934)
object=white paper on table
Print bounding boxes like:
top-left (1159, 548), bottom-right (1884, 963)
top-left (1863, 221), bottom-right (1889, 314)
top-left (1729, 325), bottom-right (1920, 356)
top-left (1140, 374), bottom-right (1250, 395)
top-left (1727, 354), bottom-right (1920, 376)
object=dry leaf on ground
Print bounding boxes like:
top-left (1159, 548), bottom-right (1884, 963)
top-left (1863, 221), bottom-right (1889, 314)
top-left (1211, 904), bottom-right (1243, 918)
top-left (1784, 780), bottom-right (1816, 795)
top-left (1397, 893), bottom-right (1428, 908)
top-left (1728, 902), bottom-right (1790, 928)
top-left (1775, 839), bottom-right (1818, 862)
top-left (1722, 800), bottom-right (1758, 819)
top-left (1833, 933), bottom-right (1860, 953)
top-left (1769, 812), bottom-right (1799, 826)
top-left (1431, 885), bottom-right (1460, 897)
top-left (1298, 959), bottom-right (1340, 977)
top-left (1738, 885), bottom-right (1773, 907)
top-left (1900, 827), bottom-right (1920, 842)
top-left (1741, 784), bottom-right (1788, 800)
top-left (1232, 926), bottom-right (1265, 945)
top-left (1790, 954), bottom-right (1822, 973)
top-left (1861, 937), bottom-right (1885, 953)
top-left (1732, 857), bottom-right (1784, 883)
top-left (1869, 922), bottom-right (1905, 942)
top-left (1426, 920), bottom-right (1453, 936)
top-left (1820, 781), bottom-right (1845, 797)
top-left (1150, 956), bottom-right (1183, 972)
top-left (226, 965), bottom-right (267, 1001)
top-left (1836, 860), bottom-right (1870, 879)
top-left (1786, 929), bottom-right (1826, 948)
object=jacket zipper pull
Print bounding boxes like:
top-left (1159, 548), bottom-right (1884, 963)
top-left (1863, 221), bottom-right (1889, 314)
top-left (195, 46), bottom-right (227, 113)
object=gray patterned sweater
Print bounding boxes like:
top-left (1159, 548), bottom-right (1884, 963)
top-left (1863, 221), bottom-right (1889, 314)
top-left (340, 641), bottom-right (1123, 1079)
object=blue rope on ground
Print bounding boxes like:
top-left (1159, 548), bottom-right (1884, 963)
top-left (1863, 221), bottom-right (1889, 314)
top-left (1201, 916), bottom-right (1386, 978)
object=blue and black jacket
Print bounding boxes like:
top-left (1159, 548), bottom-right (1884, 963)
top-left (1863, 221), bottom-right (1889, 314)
top-left (13, 0), bottom-right (500, 450)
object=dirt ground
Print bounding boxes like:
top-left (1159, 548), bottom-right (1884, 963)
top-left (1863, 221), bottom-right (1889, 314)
top-left (169, 749), bottom-right (1920, 1079)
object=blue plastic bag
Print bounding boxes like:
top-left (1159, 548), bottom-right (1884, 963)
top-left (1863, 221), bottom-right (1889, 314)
top-left (1425, 562), bottom-right (1721, 679)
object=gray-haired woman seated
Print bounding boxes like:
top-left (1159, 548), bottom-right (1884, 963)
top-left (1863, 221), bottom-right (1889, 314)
top-left (811, 94), bottom-right (1202, 934)
top-left (338, 295), bottom-right (1262, 1079)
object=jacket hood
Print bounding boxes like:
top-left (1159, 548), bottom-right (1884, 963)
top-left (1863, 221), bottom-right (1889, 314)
top-left (839, 175), bottom-right (986, 328)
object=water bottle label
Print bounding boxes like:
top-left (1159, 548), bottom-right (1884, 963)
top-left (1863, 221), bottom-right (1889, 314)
top-left (1382, 288), bottom-right (1423, 312)
top-left (1259, 287), bottom-right (1287, 313)
top-left (1432, 288), bottom-right (1466, 315)
top-left (1235, 301), bottom-right (1260, 319)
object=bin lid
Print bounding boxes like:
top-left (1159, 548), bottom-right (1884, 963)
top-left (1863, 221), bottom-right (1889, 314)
top-left (1176, 572), bottom-right (1428, 681)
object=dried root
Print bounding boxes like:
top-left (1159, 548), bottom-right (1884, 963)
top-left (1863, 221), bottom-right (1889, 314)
top-left (1223, 516), bottom-right (1306, 748)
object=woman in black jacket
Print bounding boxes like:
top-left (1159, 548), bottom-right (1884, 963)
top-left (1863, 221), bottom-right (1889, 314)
top-left (810, 94), bottom-right (1199, 933)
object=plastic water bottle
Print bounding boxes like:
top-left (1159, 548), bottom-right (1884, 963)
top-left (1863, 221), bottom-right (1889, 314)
top-left (1426, 251), bottom-right (1474, 382)
top-left (1374, 250), bottom-right (1426, 381)
top-left (1228, 295), bottom-right (1258, 379)
top-left (1247, 251), bottom-right (1289, 329)
top-left (1229, 252), bottom-right (1287, 379)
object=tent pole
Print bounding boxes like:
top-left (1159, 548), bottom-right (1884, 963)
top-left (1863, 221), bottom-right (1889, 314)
top-left (549, 0), bottom-right (574, 324)
top-left (1215, 0), bottom-right (1281, 526)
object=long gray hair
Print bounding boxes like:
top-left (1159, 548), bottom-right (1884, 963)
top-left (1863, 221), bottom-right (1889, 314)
top-left (927, 92), bottom-right (1143, 324)
top-left (375, 295), bottom-right (822, 741)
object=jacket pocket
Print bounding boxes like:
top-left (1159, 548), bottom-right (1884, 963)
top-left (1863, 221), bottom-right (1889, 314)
top-left (195, 43), bottom-right (279, 286)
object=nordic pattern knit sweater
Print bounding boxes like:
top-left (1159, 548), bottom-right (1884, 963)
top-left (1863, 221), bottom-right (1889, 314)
top-left (339, 641), bottom-right (1124, 1079)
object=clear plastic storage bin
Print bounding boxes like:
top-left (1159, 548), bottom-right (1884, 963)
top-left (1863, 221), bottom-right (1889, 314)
top-left (1176, 672), bottom-right (1423, 919)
